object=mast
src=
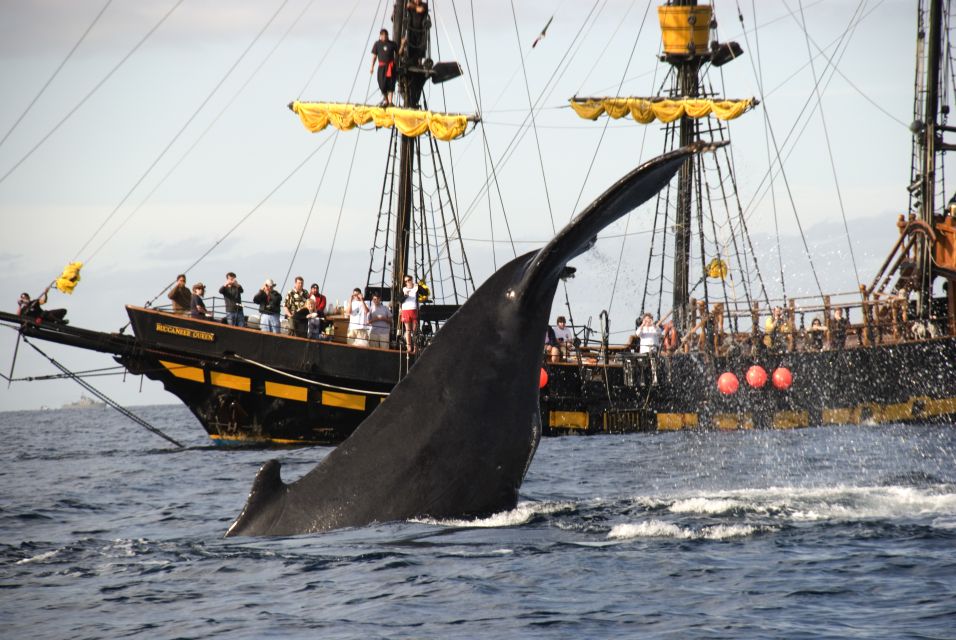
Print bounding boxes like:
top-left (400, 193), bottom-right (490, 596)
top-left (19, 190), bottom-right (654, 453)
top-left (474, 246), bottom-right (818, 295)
top-left (391, 0), bottom-right (421, 307)
top-left (662, 0), bottom-right (708, 333)
top-left (915, 0), bottom-right (943, 318)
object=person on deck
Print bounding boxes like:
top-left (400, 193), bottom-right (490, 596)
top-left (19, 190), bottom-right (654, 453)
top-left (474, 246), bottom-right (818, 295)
top-left (763, 306), bottom-right (790, 352)
top-left (370, 29), bottom-right (399, 107)
top-left (306, 283), bottom-right (328, 337)
top-left (551, 316), bottom-right (574, 361)
top-left (17, 290), bottom-right (67, 324)
top-left (831, 307), bottom-right (850, 350)
top-left (167, 274), bottom-right (191, 315)
top-left (190, 283), bottom-right (211, 319)
top-left (400, 275), bottom-right (419, 353)
top-left (253, 279), bottom-right (282, 333)
top-left (219, 272), bottom-right (245, 327)
top-left (627, 313), bottom-right (663, 354)
top-left (806, 317), bottom-right (825, 351)
top-left (285, 276), bottom-right (308, 337)
top-left (347, 288), bottom-right (370, 346)
top-left (368, 293), bottom-right (392, 349)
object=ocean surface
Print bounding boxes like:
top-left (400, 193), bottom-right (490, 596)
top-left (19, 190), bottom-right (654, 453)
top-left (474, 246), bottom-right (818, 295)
top-left (1, 405), bottom-right (954, 639)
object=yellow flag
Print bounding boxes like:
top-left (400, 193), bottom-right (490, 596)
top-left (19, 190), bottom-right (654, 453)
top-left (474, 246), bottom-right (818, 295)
top-left (706, 258), bottom-right (728, 280)
top-left (55, 261), bottom-right (83, 294)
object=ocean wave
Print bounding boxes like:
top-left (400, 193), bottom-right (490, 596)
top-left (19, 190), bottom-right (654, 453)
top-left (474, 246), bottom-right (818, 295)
top-left (607, 520), bottom-right (769, 541)
top-left (416, 500), bottom-right (577, 528)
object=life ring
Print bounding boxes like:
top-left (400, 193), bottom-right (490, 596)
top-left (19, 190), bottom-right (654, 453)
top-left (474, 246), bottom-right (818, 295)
top-left (662, 323), bottom-right (678, 351)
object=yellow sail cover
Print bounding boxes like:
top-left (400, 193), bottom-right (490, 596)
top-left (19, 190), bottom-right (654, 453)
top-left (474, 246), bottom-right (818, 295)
top-left (291, 101), bottom-right (469, 141)
top-left (569, 98), bottom-right (755, 124)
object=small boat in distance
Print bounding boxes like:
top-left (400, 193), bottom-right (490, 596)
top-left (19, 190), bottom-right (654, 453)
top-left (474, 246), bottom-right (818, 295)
top-left (61, 394), bottom-right (106, 410)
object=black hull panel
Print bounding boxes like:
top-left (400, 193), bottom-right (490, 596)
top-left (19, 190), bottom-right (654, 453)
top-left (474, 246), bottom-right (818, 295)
top-left (541, 338), bottom-right (956, 434)
top-left (3, 308), bottom-right (953, 444)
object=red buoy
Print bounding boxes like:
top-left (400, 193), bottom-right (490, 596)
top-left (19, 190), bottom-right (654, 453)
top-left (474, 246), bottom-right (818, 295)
top-left (772, 367), bottom-right (793, 390)
top-left (717, 372), bottom-right (739, 395)
top-left (539, 367), bottom-right (549, 388)
top-left (745, 365), bottom-right (768, 388)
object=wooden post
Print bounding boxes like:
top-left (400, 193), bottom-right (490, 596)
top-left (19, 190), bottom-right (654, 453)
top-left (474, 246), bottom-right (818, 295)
top-left (751, 300), bottom-right (760, 353)
top-left (859, 285), bottom-right (872, 347)
top-left (823, 295), bottom-right (832, 349)
top-left (786, 299), bottom-right (796, 352)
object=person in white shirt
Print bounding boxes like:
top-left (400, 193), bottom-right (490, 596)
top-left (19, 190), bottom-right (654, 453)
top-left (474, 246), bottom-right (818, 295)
top-left (400, 275), bottom-right (419, 353)
top-left (347, 288), bottom-right (370, 346)
top-left (551, 315), bottom-right (574, 361)
top-left (368, 293), bottom-right (392, 348)
top-left (628, 313), bottom-right (663, 354)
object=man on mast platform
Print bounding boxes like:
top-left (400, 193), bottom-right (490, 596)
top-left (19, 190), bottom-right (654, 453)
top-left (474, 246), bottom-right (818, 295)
top-left (370, 28), bottom-right (399, 107)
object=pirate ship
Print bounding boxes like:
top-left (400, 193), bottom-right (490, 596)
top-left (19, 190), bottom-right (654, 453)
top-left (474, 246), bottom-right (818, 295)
top-left (540, 0), bottom-right (956, 432)
top-left (2, 1), bottom-right (954, 442)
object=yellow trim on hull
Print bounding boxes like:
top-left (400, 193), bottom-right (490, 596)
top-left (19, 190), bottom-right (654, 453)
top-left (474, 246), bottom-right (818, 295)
top-left (210, 371), bottom-right (251, 392)
top-left (322, 390), bottom-right (366, 411)
top-left (159, 359), bottom-right (204, 383)
top-left (265, 381), bottom-right (308, 402)
top-left (549, 411), bottom-right (589, 430)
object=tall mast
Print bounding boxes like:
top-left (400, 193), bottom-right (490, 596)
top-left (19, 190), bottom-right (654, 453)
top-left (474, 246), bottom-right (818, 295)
top-left (391, 0), bottom-right (418, 305)
top-left (662, 0), bottom-right (709, 333)
top-left (916, 0), bottom-right (944, 317)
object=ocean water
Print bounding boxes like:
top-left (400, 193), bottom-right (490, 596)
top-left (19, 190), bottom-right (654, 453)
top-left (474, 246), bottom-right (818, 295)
top-left (1, 405), bottom-right (955, 639)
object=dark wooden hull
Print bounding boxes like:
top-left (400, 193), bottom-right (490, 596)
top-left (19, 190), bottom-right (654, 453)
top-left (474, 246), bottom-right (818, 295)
top-left (3, 307), bottom-right (953, 445)
top-left (542, 338), bottom-right (956, 434)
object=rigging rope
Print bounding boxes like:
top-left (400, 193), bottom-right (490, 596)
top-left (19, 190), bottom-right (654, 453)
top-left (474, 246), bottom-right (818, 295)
top-left (79, 0), bottom-right (294, 265)
top-left (91, 0), bottom-right (320, 269)
top-left (0, 0), bottom-right (113, 152)
top-left (22, 338), bottom-right (184, 448)
top-left (0, 0), bottom-right (185, 190)
top-left (795, 0), bottom-right (862, 285)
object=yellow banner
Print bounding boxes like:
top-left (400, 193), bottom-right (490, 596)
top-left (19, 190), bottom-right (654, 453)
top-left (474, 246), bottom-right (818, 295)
top-left (55, 261), bottom-right (83, 294)
top-left (569, 98), bottom-right (755, 124)
top-left (291, 102), bottom-right (469, 141)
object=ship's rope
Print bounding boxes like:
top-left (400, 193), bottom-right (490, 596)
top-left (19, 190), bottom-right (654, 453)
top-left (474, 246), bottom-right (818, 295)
top-left (79, 0), bottom-right (294, 266)
top-left (794, 0), bottom-right (861, 285)
top-left (510, 0), bottom-right (557, 236)
top-left (232, 354), bottom-right (390, 396)
top-left (0, 0), bottom-right (113, 152)
top-left (0, 0), bottom-right (185, 190)
top-left (21, 338), bottom-right (184, 448)
top-left (138, 135), bottom-right (335, 314)
top-left (95, 0), bottom-right (322, 294)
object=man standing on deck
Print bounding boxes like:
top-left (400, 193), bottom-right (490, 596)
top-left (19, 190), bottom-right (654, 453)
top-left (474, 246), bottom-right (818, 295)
top-left (348, 288), bottom-right (370, 346)
top-left (219, 272), bottom-right (245, 327)
top-left (370, 29), bottom-right (398, 107)
top-left (253, 279), bottom-right (282, 334)
top-left (284, 276), bottom-right (308, 337)
top-left (167, 274), bottom-right (191, 315)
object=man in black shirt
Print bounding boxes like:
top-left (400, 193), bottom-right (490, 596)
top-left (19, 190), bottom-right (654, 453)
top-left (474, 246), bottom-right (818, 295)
top-left (370, 29), bottom-right (398, 107)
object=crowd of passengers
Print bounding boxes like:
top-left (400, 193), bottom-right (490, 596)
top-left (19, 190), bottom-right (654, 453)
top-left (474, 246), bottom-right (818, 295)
top-left (164, 272), bottom-right (422, 352)
top-left (540, 302), bottom-right (944, 364)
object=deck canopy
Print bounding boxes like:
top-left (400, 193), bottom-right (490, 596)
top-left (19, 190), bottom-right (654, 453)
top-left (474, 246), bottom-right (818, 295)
top-left (290, 101), bottom-right (472, 141)
top-left (569, 97), bottom-right (755, 124)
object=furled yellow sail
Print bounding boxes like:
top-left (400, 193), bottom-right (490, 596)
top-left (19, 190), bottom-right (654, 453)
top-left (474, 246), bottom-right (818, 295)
top-left (291, 101), bottom-right (469, 141)
top-left (55, 261), bottom-right (83, 294)
top-left (569, 97), bottom-right (755, 124)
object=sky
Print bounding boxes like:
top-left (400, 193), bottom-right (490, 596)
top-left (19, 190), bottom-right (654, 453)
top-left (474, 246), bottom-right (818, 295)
top-left (0, 0), bottom-right (946, 413)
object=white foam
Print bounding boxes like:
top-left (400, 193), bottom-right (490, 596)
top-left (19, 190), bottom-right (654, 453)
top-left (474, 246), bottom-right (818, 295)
top-left (16, 549), bottom-right (59, 564)
top-left (607, 520), bottom-right (766, 541)
top-left (419, 500), bottom-right (576, 528)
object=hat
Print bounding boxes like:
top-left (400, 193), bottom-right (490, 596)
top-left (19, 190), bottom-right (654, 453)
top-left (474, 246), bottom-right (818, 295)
top-left (310, 283), bottom-right (319, 290)
top-left (264, 278), bottom-right (276, 287)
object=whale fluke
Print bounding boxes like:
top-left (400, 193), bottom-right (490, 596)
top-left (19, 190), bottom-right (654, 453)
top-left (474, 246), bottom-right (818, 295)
top-left (226, 143), bottom-right (716, 537)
